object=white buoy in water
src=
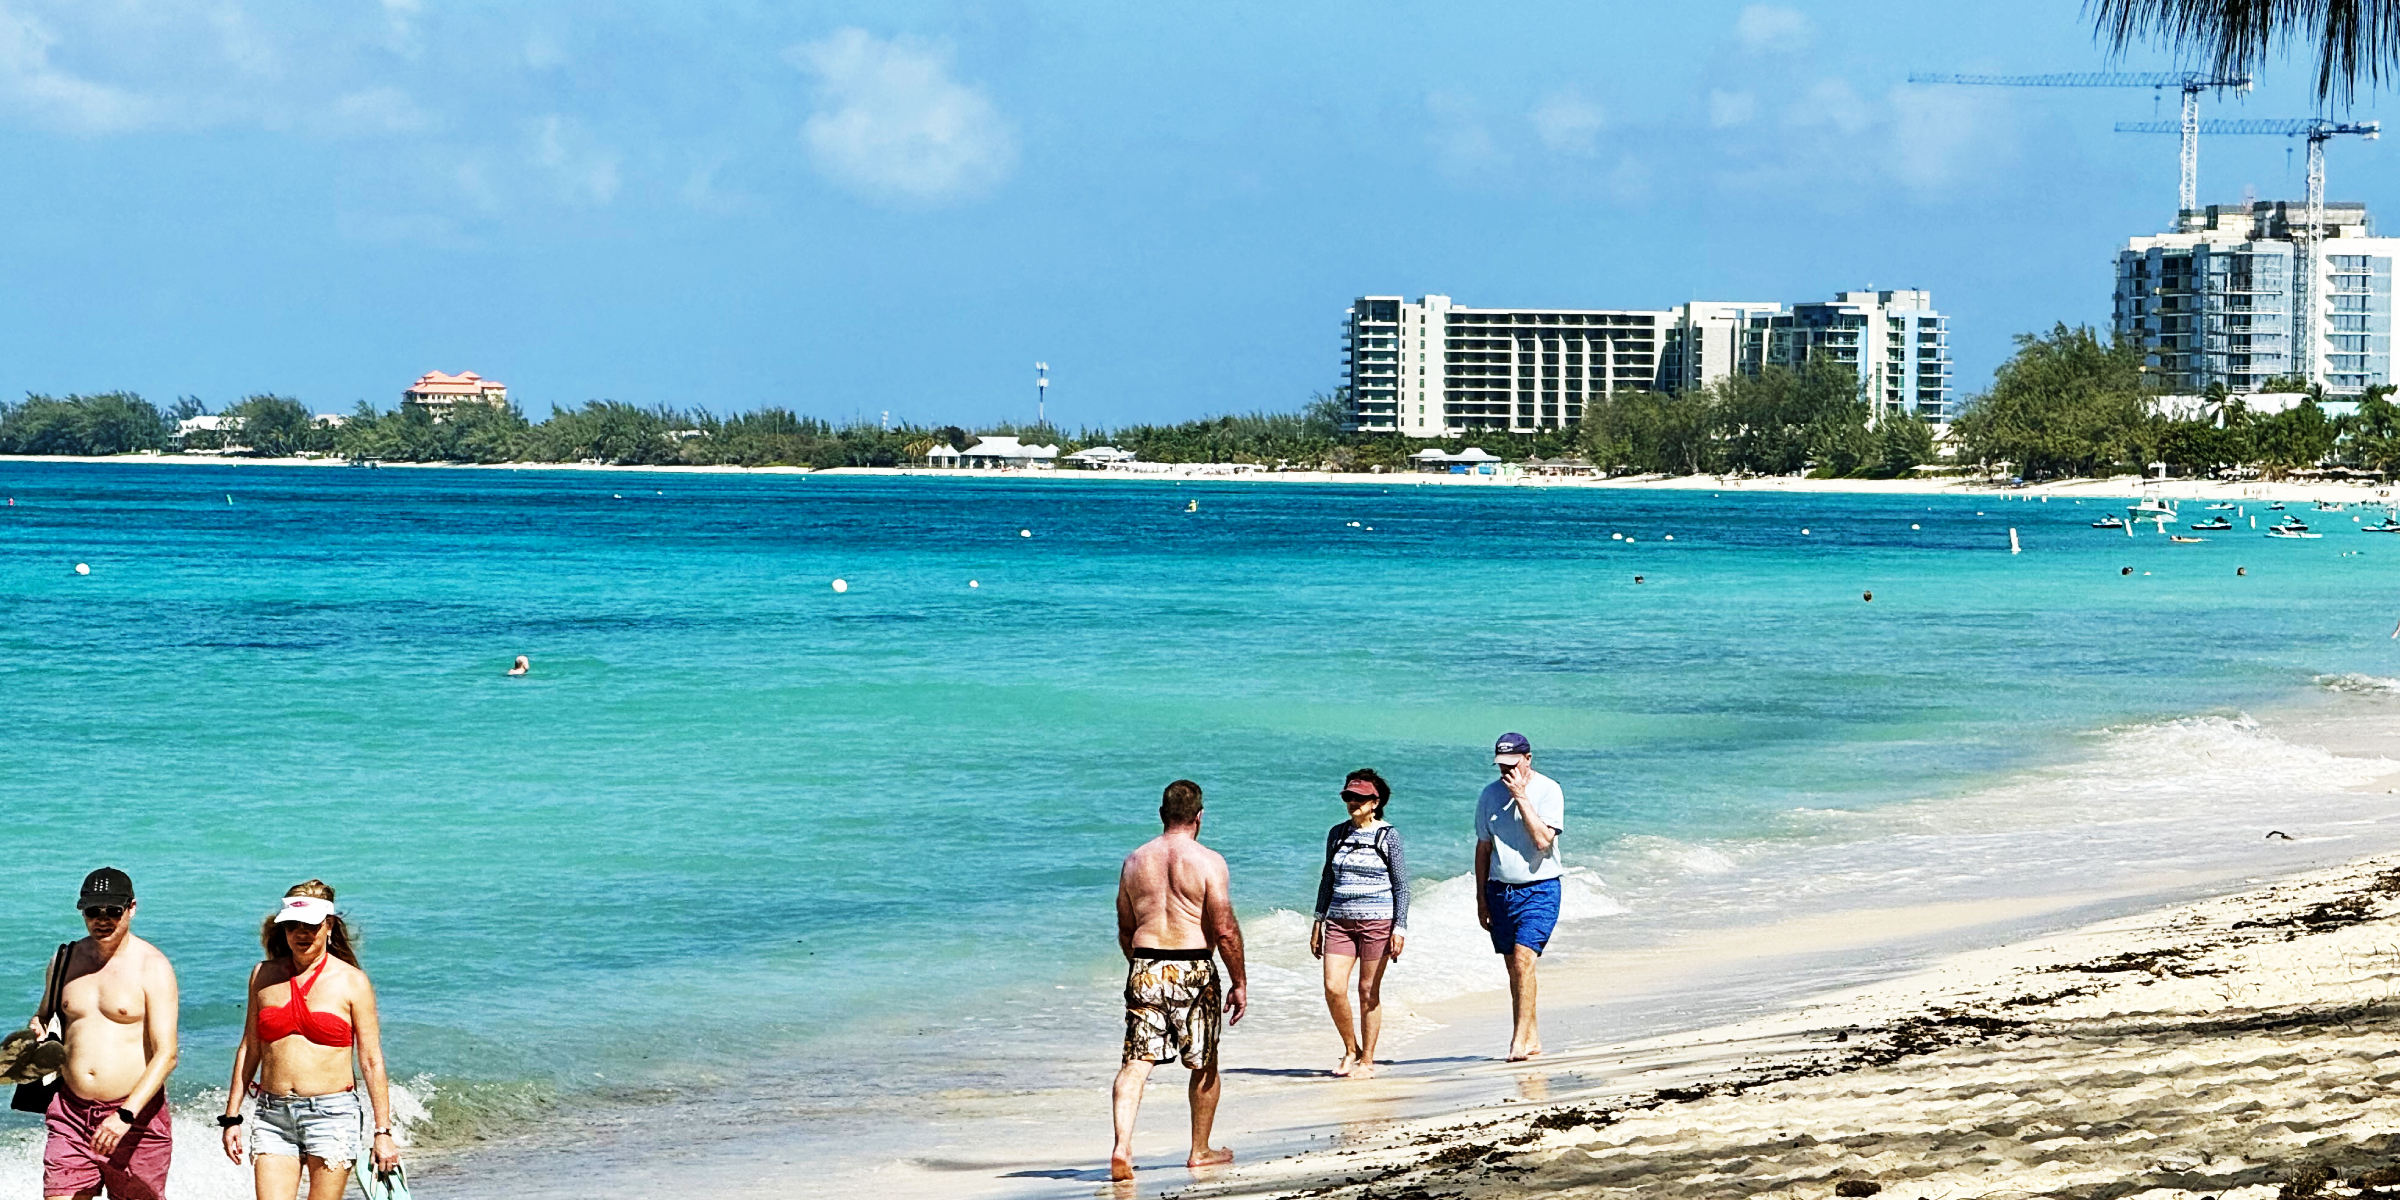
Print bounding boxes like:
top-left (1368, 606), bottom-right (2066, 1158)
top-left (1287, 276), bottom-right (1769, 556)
top-left (2009, 528), bottom-right (2021, 555)
top-left (1019, 529), bottom-right (1032, 538)
top-left (1801, 528), bottom-right (1811, 535)
top-left (969, 580), bottom-right (979, 588)
top-left (73, 563), bottom-right (89, 575)
top-left (1911, 523), bottom-right (1921, 530)
top-left (1663, 534), bottom-right (1674, 541)
top-left (831, 578), bottom-right (848, 593)
top-left (1611, 533), bottom-right (1622, 541)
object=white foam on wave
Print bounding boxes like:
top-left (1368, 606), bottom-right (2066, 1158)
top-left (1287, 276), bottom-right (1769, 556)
top-left (0, 1081), bottom-right (428, 1200)
top-left (1234, 868), bottom-right (1628, 1042)
top-left (1578, 715), bottom-right (2400, 943)
top-left (2318, 672), bottom-right (2400, 696)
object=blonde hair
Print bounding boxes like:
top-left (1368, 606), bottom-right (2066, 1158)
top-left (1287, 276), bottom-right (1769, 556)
top-left (258, 879), bottom-right (360, 967)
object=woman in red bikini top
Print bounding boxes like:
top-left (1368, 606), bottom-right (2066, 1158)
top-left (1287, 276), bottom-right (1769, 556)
top-left (218, 881), bottom-right (402, 1200)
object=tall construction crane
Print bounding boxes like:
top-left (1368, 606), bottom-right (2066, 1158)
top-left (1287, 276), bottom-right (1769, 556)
top-left (1909, 72), bottom-right (2252, 215)
top-left (2115, 118), bottom-right (2380, 386)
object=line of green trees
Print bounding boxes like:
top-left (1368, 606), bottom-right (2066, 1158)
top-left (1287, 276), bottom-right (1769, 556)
top-left (0, 368), bottom-right (1939, 476)
top-left (10, 324), bottom-right (2393, 478)
top-left (1949, 323), bottom-right (2400, 479)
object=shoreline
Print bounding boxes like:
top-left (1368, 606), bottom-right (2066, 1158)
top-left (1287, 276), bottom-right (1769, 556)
top-left (6, 452), bottom-right (2400, 504)
top-left (1188, 846), bottom-right (2400, 1200)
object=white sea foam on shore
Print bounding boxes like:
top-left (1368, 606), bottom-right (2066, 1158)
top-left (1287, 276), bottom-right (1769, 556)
top-left (0, 1084), bottom-right (426, 1200)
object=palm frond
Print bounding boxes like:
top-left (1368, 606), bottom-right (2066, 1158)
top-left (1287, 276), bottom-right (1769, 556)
top-left (2091, 0), bottom-right (2400, 103)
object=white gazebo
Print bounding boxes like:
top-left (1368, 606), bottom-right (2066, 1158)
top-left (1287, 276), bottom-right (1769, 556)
top-left (1065, 446), bottom-right (1136, 469)
top-left (960, 437), bottom-right (1060, 470)
top-left (924, 443), bottom-right (962, 468)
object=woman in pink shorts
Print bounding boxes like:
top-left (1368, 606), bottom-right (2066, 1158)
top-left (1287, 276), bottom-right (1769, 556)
top-left (1309, 769), bottom-right (1409, 1078)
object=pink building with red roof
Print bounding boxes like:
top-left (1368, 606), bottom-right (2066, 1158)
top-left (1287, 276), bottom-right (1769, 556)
top-left (401, 370), bottom-right (509, 417)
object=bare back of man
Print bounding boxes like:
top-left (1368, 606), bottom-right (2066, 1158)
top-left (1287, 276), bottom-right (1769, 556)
top-left (1118, 835), bottom-right (1221, 952)
top-left (1108, 780), bottom-right (1246, 1183)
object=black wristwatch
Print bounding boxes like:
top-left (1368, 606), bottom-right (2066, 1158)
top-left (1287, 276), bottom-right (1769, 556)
top-left (114, 1107), bottom-right (137, 1125)
top-left (216, 1114), bottom-right (243, 1128)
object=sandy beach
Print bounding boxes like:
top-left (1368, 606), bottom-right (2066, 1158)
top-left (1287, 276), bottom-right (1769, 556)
top-left (1176, 843), bottom-right (2400, 1200)
top-left (11, 451), bottom-right (2400, 507)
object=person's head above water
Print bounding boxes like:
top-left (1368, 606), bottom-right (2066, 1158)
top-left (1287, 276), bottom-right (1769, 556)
top-left (1159, 779), bottom-right (1203, 831)
top-left (508, 655), bottom-right (530, 675)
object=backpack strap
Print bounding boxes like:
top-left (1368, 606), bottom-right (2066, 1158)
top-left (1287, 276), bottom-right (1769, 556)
top-left (35, 943), bottom-right (69, 1032)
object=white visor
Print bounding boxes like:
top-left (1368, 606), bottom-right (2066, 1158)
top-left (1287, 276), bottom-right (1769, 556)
top-left (273, 896), bottom-right (336, 925)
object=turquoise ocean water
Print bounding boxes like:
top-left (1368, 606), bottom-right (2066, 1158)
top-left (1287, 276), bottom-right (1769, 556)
top-left (4, 463), bottom-right (2400, 1196)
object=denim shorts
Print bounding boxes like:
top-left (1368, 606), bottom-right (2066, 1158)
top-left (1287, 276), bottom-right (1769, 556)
top-left (252, 1090), bottom-right (364, 1164)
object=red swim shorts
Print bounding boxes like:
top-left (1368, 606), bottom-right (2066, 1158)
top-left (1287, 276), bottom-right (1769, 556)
top-left (45, 1089), bottom-right (171, 1200)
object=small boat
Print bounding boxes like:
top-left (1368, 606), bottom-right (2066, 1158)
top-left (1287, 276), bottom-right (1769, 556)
top-left (2130, 498), bottom-right (2177, 520)
top-left (2267, 525), bottom-right (2322, 539)
top-left (2205, 502), bottom-right (2237, 510)
top-left (2090, 515), bottom-right (2127, 529)
top-left (2170, 535), bottom-right (2207, 543)
top-left (2366, 519), bottom-right (2400, 533)
top-left (2269, 502), bottom-right (2288, 511)
top-left (2189, 518), bottom-right (2232, 531)
top-left (2274, 517), bottom-right (2310, 531)
top-left (2315, 501), bottom-right (2347, 512)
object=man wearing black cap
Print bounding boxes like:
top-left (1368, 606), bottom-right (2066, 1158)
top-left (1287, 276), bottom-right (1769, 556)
top-left (28, 867), bottom-right (181, 1200)
top-left (1474, 733), bottom-right (1564, 1062)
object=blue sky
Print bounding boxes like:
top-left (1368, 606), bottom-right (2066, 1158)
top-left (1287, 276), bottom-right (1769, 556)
top-left (2, 1), bottom-right (2391, 427)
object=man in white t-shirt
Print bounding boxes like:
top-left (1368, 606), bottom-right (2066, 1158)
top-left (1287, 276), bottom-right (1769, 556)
top-left (1473, 732), bottom-right (1563, 1061)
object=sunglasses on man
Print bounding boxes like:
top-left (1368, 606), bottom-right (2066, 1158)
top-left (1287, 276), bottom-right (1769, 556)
top-left (81, 906), bottom-right (125, 921)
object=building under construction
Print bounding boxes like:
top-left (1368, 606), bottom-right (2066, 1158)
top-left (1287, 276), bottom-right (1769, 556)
top-left (2115, 201), bottom-right (2396, 398)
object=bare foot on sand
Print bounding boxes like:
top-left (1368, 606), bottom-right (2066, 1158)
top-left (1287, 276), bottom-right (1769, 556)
top-left (1110, 1151), bottom-right (1135, 1181)
top-left (1351, 1060), bottom-right (1378, 1079)
top-left (1506, 1046), bottom-right (1543, 1062)
top-left (1187, 1147), bottom-right (1235, 1169)
top-left (1332, 1051), bottom-right (1359, 1077)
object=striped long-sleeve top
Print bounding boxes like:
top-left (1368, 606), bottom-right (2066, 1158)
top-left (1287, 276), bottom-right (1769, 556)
top-left (1312, 820), bottom-right (1408, 933)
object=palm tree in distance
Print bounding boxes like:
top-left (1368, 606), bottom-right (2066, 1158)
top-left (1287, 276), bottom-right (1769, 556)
top-left (2096, 0), bottom-right (2399, 102)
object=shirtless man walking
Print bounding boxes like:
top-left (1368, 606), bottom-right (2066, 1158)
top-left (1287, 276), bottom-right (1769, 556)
top-left (32, 867), bottom-right (181, 1200)
top-left (1109, 780), bottom-right (1247, 1182)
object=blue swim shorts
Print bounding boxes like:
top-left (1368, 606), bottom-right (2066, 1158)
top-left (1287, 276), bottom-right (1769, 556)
top-left (1486, 878), bottom-right (1561, 956)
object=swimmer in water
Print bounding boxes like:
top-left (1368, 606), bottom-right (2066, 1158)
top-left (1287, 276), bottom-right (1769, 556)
top-left (507, 656), bottom-right (529, 676)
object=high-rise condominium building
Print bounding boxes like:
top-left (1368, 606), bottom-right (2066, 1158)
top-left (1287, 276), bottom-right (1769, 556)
top-left (2114, 201), bottom-right (2397, 397)
top-left (1343, 291), bottom-right (1953, 436)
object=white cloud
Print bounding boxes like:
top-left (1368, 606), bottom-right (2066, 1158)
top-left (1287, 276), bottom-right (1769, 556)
top-left (317, 87), bottom-right (429, 136)
top-left (1734, 5), bottom-right (1812, 54)
top-left (1789, 78), bottom-right (1873, 135)
top-left (790, 28), bottom-right (1016, 203)
top-left (1530, 88), bottom-right (1604, 156)
top-left (0, 7), bottom-right (157, 133)
top-left (1425, 90), bottom-right (1506, 176)
top-left (1708, 89), bottom-right (1756, 129)
top-left (529, 114), bottom-right (621, 204)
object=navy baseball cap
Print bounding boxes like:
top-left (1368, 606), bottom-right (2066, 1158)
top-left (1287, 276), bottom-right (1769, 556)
top-left (1493, 732), bottom-right (1531, 764)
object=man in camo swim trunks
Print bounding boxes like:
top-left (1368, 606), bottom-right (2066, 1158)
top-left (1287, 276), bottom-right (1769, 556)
top-left (1109, 779), bottom-right (1248, 1183)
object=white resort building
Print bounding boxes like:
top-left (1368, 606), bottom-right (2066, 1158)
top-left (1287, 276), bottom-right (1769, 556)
top-left (400, 371), bottom-right (509, 419)
top-left (1343, 291), bottom-right (1953, 436)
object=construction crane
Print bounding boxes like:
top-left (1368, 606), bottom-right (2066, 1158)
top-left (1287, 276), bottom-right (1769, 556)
top-left (2115, 118), bottom-right (2380, 386)
top-left (1909, 72), bottom-right (2252, 215)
